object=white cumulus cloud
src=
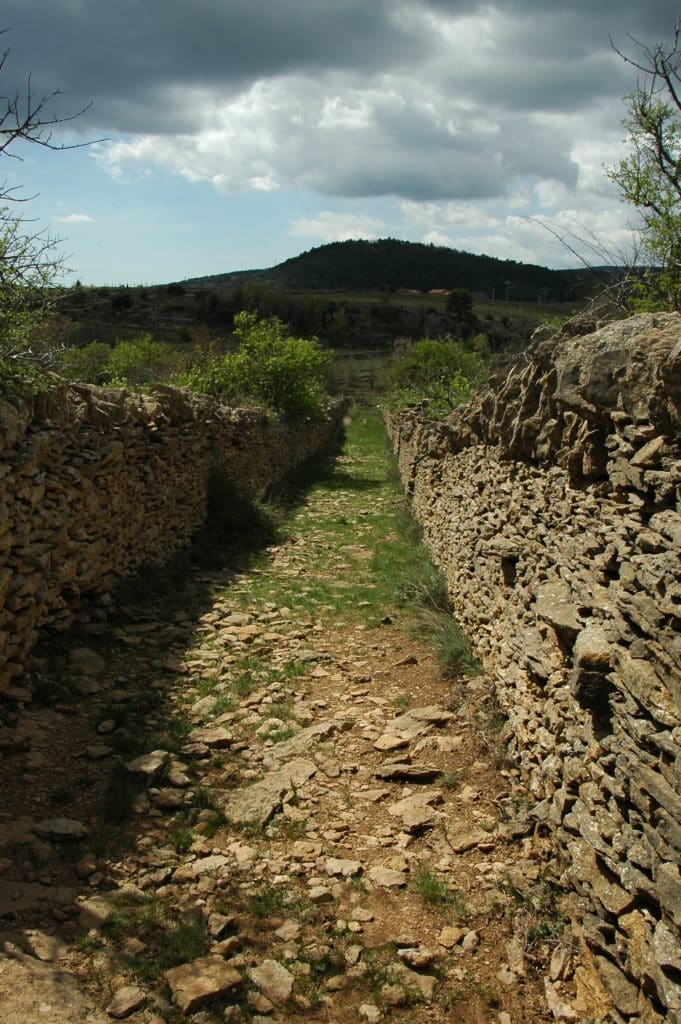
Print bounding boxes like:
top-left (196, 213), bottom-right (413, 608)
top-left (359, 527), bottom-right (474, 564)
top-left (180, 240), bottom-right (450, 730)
top-left (290, 211), bottom-right (387, 242)
top-left (53, 213), bottom-right (94, 223)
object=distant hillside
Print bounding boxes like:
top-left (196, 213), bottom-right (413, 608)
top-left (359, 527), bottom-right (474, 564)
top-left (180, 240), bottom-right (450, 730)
top-left (187, 238), bottom-right (609, 302)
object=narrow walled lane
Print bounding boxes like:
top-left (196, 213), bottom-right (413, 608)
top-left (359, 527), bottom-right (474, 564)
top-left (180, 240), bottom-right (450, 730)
top-left (0, 410), bottom-right (556, 1024)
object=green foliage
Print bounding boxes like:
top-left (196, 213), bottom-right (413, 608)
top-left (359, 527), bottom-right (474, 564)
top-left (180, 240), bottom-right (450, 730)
top-left (58, 340), bottom-right (111, 383)
top-left (0, 221), bottom-right (62, 393)
top-left (0, 45), bottom-right (95, 394)
top-left (609, 91), bottom-right (681, 307)
top-left (609, 27), bottom-right (681, 308)
top-left (411, 863), bottom-right (467, 915)
top-left (105, 893), bottom-right (209, 982)
top-left (432, 614), bottom-right (480, 678)
top-left (262, 238), bottom-right (589, 302)
top-left (247, 881), bottom-right (289, 918)
top-left (446, 288), bottom-right (474, 319)
top-left (57, 333), bottom-right (184, 387)
top-left (372, 506), bottom-right (451, 613)
top-left (182, 310), bottom-right (330, 418)
top-left (371, 496), bottom-right (478, 678)
top-left (385, 336), bottom-right (487, 418)
top-left (105, 332), bottom-right (182, 385)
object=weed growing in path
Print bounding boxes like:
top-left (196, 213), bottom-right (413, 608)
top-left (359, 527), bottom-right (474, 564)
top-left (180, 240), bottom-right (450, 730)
top-left (105, 892), bottom-right (209, 982)
top-left (247, 881), bottom-right (289, 918)
top-left (411, 863), bottom-right (467, 917)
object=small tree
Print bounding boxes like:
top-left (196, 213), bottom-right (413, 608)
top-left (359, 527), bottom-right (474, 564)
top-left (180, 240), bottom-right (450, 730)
top-left (182, 311), bottom-right (330, 419)
top-left (446, 289), bottom-right (474, 320)
top-left (609, 22), bottom-right (681, 308)
top-left (385, 337), bottom-right (487, 420)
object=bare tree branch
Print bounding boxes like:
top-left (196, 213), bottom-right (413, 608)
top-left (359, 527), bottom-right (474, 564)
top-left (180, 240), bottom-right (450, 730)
top-left (0, 31), bottom-right (100, 376)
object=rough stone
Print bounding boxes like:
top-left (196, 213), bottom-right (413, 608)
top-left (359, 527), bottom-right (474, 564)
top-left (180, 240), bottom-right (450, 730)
top-left (367, 866), bottom-right (407, 888)
top-left (78, 897), bottom-right (114, 930)
top-left (325, 857), bottom-right (362, 878)
top-left (126, 750), bottom-right (170, 779)
top-left (187, 727), bottom-right (233, 748)
top-left (106, 985), bottom-right (145, 1019)
top-left (220, 758), bottom-right (317, 826)
top-left (249, 960), bottom-right (294, 1006)
top-left (164, 955), bottom-right (242, 1012)
top-left (388, 791), bottom-right (443, 831)
top-left (0, 385), bottom-right (346, 695)
top-left (32, 819), bottom-right (88, 842)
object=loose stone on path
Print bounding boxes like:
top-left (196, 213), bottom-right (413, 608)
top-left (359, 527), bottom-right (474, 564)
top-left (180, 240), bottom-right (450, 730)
top-left (164, 956), bottom-right (242, 1013)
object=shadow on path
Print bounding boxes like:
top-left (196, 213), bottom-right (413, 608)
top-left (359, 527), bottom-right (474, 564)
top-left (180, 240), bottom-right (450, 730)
top-left (0, 428), bottom-right (348, 955)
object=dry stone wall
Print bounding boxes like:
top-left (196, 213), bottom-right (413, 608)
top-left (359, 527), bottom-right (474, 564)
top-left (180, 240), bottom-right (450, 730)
top-left (0, 381), bottom-right (346, 694)
top-left (387, 313), bottom-right (681, 1023)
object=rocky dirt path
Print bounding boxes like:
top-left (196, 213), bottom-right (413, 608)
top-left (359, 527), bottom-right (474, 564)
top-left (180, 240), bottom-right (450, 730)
top-left (0, 410), bottom-right (564, 1024)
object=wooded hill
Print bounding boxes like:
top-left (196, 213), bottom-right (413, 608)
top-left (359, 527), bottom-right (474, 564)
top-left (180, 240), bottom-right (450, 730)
top-left (58, 237), bottom-right (603, 353)
top-left (190, 238), bottom-right (608, 302)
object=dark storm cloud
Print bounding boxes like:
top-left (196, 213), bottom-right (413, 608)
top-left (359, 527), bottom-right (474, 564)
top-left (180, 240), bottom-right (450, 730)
top-left (6, 0), bottom-right (674, 131)
top-left (423, 0), bottom-right (677, 37)
top-left (2, 0), bottom-right (678, 202)
top-left (2, 0), bottom-right (431, 132)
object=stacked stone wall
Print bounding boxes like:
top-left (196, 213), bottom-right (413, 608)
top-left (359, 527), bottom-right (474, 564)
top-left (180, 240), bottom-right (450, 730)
top-left (386, 313), bottom-right (681, 1023)
top-left (0, 381), bottom-right (346, 694)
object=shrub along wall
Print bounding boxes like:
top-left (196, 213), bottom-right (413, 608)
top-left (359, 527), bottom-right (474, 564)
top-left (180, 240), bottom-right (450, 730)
top-left (0, 381), bottom-right (346, 694)
top-left (387, 313), bottom-right (681, 1024)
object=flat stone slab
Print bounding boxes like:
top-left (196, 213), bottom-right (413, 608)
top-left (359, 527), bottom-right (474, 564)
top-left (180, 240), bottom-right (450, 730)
top-left (534, 580), bottom-right (582, 639)
top-left (357, 788), bottom-right (391, 803)
top-left (187, 727), bottom-right (233, 748)
top-left (404, 706), bottom-right (455, 724)
top-left (220, 758), bottom-right (317, 826)
top-left (22, 930), bottom-right (71, 963)
top-left (164, 955), bottom-right (242, 1013)
top-left (106, 985), bottom-right (146, 1018)
top-left (87, 743), bottom-right (113, 760)
top-left (446, 822), bottom-right (492, 853)
top-left (388, 791), bottom-right (443, 831)
top-left (375, 763), bottom-right (441, 783)
top-left (373, 714), bottom-right (434, 750)
top-left (32, 818), bottom-right (89, 841)
top-left (79, 896), bottom-right (115, 930)
top-left (0, 881), bottom-right (75, 917)
top-left (249, 959), bottom-right (294, 1005)
top-left (325, 857), bottom-right (363, 878)
top-left (374, 734), bottom-right (409, 752)
top-left (367, 866), bottom-right (407, 888)
top-left (268, 720), bottom-right (337, 760)
top-left (126, 750), bottom-right (170, 778)
top-left (173, 855), bottom-right (230, 882)
top-left (388, 962), bottom-right (436, 1001)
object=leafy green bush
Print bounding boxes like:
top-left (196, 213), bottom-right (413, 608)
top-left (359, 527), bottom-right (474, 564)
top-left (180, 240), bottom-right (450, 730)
top-left (182, 310), bottom-right (329, 418)
top-left (385, 336), bottom-right (487, 419)
top-left (58, 341), bottom-right (111, 384)
top-left (57, 333), bottom-right (184, 388)
top-left (105, 332), bottom-right (183, 386)
top-left (0, 281), bottom-right (59, 394)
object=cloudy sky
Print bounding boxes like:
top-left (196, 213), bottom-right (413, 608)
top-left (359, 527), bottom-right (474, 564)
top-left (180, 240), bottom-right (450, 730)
top-left (1, 1), bottom-right (677, 284)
